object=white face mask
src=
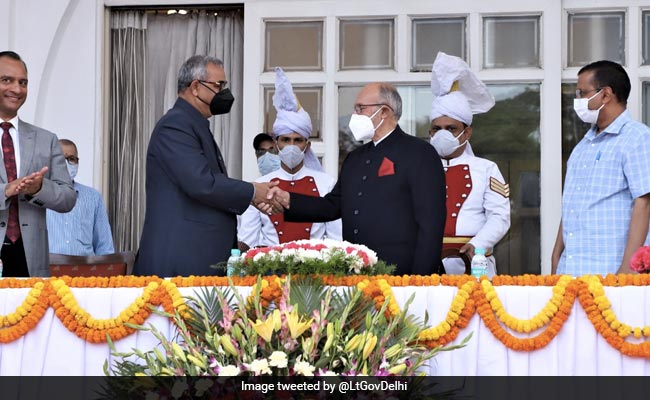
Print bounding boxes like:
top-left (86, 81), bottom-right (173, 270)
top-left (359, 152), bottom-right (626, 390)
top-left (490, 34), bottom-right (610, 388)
top-left (573, 89), bottom-right (604, 124)
top-left (429, 129), bottom-right (466, 158)
top-left (65, 160), bottom-right (78, 180)
top-left (278, 144), bottom-right (306, 170)
top-left (257, 152), bottom-right (280, 176)
top-left (348, 106), bottom-right (384, 142)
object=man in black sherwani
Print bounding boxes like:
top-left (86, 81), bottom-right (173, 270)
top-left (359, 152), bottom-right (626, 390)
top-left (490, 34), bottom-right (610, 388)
top-left (268, 83), bottom-right (446, 275)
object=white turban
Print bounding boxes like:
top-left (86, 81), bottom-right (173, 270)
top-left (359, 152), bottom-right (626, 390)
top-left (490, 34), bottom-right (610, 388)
top-left (429, 52), bottom-right (495, 125)
top-left (272, 67), bottom-right (322, 171)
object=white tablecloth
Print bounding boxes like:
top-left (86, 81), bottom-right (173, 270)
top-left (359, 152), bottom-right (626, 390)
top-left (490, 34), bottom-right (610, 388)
top-left (1, 285), bottom-right (649, 376)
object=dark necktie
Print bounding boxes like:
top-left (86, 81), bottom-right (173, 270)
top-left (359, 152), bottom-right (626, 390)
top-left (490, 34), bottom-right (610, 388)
top-left (1, 122), bottom-right (21, 243)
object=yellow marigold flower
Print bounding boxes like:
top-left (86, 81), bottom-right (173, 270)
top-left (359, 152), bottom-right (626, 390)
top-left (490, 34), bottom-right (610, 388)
top-left (8, 314), bottom-right (18, 325)
top-left (634, 328), bottom-right (642, 339)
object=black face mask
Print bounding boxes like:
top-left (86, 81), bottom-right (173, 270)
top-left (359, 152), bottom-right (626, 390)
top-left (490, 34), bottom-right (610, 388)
top-left (199, 82), bottom-right (235, 115)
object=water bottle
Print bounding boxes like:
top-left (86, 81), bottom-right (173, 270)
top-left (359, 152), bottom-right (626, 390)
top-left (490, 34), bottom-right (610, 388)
top-left (0, 258), bottom-right (3, 278)
top-left (471, 248), bottom-right (488, 279)
top-left (226, 249), bottom-right (241, 277)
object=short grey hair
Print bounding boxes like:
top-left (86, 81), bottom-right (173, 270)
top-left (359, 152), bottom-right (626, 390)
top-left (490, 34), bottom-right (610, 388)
top-left (377, 83), bottom-right (402, 120)
top-left (177, 55), bottom-right (224, 93)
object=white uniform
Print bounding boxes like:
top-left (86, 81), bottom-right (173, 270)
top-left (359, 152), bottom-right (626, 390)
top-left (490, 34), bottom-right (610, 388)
top-left (441, 151), bottom-right (511, 277)
top-left (238, 167), bottom-right (342, 247)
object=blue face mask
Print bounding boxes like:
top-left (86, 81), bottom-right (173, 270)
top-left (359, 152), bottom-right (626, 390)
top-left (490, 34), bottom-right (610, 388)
top-left (65, 160), bottom-right (78, 180)
top-left (257, 152), bottom-right (280, 176)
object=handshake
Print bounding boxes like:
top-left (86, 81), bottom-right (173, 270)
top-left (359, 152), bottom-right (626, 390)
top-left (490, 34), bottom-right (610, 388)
top-left (251, 182), bottom-right (290, 215)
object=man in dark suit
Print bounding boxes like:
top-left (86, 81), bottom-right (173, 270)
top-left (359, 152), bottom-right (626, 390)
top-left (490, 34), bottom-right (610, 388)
top-left (134, 55), bottom-right (276, 277)
top-left (0, 51), bottom-right (77, 277)
top-left (268, 83), bottom-right (447, 275)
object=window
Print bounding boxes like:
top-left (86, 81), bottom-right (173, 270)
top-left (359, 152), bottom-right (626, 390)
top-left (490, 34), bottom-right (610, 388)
top-left (567, 11), bottom-right (625, 67)
top-left (265, 21), bottom-right (324, 71)
top-left (339, 19), bottom-right (394, 70)
top-left (483, 16), bottom-right (540, 68)
top-left (643, 81), bottom-right (650, 125)
top-left (643, 11), bottom-right (650, 65)
top-left (411, 17), bottom-right (467, 72)
top-left (338, 83), bottom-right (541, 275)
top-left (263, 86), bottom-right (323, 139)
top-left (560, 83), bottom-right (591, 180)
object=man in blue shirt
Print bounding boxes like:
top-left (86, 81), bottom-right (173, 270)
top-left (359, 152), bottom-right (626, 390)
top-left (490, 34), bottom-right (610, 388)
top-left (552, 60), bottom-right (650, 276)
top-left (46, 139), bottom-right (115, 256)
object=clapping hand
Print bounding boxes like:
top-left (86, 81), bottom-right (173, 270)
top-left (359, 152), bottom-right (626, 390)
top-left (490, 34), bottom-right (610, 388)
top-left (4, 167), bottom-right (49, 198)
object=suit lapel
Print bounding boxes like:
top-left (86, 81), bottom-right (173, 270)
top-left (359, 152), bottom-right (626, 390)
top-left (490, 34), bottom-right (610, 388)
top-left (18, 119), bottom-right (36, 179)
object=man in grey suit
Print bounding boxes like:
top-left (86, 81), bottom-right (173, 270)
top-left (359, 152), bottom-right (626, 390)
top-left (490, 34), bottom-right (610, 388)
top-left (134, 55), bottom-right (277, 277)
top-left (0, 51), bottom-right (77, 277)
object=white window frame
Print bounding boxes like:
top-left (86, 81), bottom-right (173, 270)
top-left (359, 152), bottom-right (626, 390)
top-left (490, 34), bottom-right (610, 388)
top-left (244, 0), bottom-right (562, 275)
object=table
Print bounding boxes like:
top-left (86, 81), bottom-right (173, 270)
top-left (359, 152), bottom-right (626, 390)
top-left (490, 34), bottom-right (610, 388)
top-left (1, 283), bottom-right (649, 376)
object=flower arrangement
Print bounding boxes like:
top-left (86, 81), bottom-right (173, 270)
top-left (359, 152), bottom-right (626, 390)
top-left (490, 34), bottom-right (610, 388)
top-left (631, 246), bottom-right (650, 273)
top-left (105, 276), bottom-right (468, 382)
top-left (231, 239), bottom-right (395, 276)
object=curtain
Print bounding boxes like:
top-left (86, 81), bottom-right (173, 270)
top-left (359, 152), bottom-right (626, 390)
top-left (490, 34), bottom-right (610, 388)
top-left (109, 9), bottom-right (245, 252)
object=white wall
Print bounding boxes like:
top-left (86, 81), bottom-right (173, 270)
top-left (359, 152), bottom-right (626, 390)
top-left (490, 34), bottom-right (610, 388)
top-left (1, 0), bottom-right (101, 189)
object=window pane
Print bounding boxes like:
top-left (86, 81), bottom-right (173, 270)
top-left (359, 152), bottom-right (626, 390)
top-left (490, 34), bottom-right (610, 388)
top-left (568, 12), bottom-right (625, 67)
top-left (642, 11), bottom-right (650, 65)
top-left (412, 17), bottom-right (466, 72)
top-left (643, 81), bottom-right (650, 124)
top-left (264, 86), bottom-right (322, 139)
top-left (561, 83), bottom-right (591, 180)
top-left (483, 16), bottom-right (540, 68)
top-left (265, 21), bottom-right (323, 71)
top-left (339, 19), bottom-right (394, 70)
top-left (338, 84), bottom-right (541, 275)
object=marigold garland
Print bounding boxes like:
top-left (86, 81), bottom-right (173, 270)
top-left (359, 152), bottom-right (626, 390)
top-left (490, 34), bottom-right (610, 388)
top-left (418, 280), bottom-right (476, 347)
top-left (577, 275), bottom-right (650, 357)
top-left (1, 274), bottom-right (650, 357)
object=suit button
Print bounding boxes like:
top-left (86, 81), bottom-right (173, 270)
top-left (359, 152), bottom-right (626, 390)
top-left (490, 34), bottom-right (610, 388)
top-left (357, 192), bottom-right (362, 197)
top-left (353, 210), bottom-right (359, 215)
top-left (0, 222), bottom-right (5, 227)
top-left (365, 160), bottom-right (371, 165)
top-left (362, 175), bottom-right (367, 181)
top-left (353, 229), bottom-right (359, 234)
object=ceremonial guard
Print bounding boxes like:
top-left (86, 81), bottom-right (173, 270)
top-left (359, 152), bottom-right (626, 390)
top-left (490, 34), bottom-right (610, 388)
top-left (238, 68), bottom-right (341, 249)
top-left (429, 52), bottom-right (511, 277)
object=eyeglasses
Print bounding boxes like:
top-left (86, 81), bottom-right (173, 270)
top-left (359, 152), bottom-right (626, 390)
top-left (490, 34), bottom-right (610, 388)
top-left (65, 155), bottom-right (79, 164)
top-left (575, 87), bottom-right (601, 99)
top-left (255, 147), bottom-right (279, 157)
top-left (354, 103), bottom-right (389, 114)
top-left (199, 80), bottom-right (228, 90)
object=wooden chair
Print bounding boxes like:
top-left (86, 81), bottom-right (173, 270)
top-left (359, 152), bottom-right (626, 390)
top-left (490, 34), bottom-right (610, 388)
top-left (49, 252), bottom-right (136, 277)
top-left (440, 248), bottom-right (472, 275)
